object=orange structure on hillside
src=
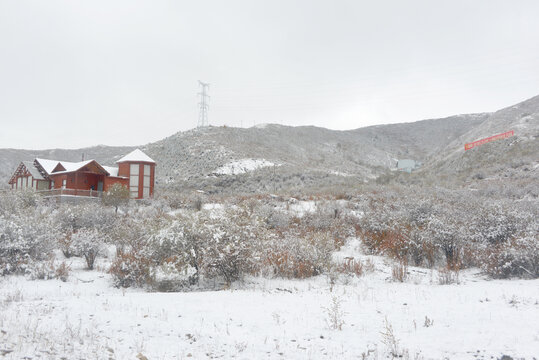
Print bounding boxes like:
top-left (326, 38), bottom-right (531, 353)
top-left (464, 130), bottom-right (514, 151)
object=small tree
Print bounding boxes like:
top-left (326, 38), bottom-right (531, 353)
top-left (72, 229), bottom-right (105, 270)
top-left (102, 183), bottom-right (130, 214)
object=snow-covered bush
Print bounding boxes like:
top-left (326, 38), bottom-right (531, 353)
top-left (438, 267), bottom-right (459, 285)
top-left (25, 256), bottom-right (70, 282)
top-left (261, 231), bottom-right (335, 278)
top-left (149, 217), bottom-right (203, 287)
top-left (0, 195), bottom-right (56, 275)
top-left (481, 232), bottom-right (539, 279)
top-left (173, 208), bottom-right (259, 286)
top-left (71, 228), bottom-right (106, 270)
top-left (109, 251), bottom-right (152, 288)
top-left (255, 204), bottom-right (292, 229)
top-left (53, 202), bottom-right (116, 257)
top-left (102, 183), bottom-right (129, 214)
top-left (151, 261), bottom-right (197, 292)
top-left (108, 213), bottom-right (162, 288)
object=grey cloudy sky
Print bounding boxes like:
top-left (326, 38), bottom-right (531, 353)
top-left (1, 0), bottom-right (539, 150)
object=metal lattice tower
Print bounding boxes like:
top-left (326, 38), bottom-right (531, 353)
top-left (197, 81), bottom-right (210, 128)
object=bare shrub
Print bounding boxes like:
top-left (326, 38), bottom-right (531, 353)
top-left (58, 233), bottom-right (75, 258)
top-left (337, 257), bottom-right (366, 276)
top-left (381, 318), bottom-right (400, 358)
top-left (324, 296), bottom-right (345, 330)
top-left (437, 267), bottom-right (459, 285)
top-left (391, 261), bottom-right (408, 283)
top-left (26, 256), bottom-right (57, 280)
top-left (481, 235), bottom-right (539, 279)
top-left (26, 257), bottom-right (70, 282)
top-left (262, 231), bottom-right (335, 279)
top-left (109, 252), bottom-right (152, 288)
top-left (55, 262), bottom-right (71, 282)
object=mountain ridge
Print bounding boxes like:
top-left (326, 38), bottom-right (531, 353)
top-left (1, 95), bottom-right (537, 193)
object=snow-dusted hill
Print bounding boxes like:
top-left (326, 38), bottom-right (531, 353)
top-left (420, 95), bottom-right (539, 183)
top-left (1, 94), bottom-right (538, 193)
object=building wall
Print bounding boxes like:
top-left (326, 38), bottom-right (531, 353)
top-left (103, 177), bottom-right (129, 192)
top-left (50, 173), bottom-right (103, 190)
top-left (397, 159), bottom-right (416, 169)
top-left (50, 174), bottom-right (67, 189)
top-left (49, 172), bottom-right (129, 192)
top-left (12, 175), bottom-right (34, 190)
top-left (120, 161), bottom-right (155, 199)
top-left (36, 180), bottom-right (50, 190)
top-left (118, 163), bottom-right (130, 178)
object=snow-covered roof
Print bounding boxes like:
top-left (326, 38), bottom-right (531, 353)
top-left (51, 160), bottom-right (110, 175)
top-left (23, 161), bottom-right (44, 180)
top-left (116, 149), bottom-right (155, 164)
top-left (102, 166), bottom-right (119, 177)
top-left (35, 158), bottom-right (61, 174)
top-left (56, 160), bottom-right (95, 173)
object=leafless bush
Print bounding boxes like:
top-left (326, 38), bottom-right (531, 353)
top-left (381, 318), bottom-right (400, 358)
top-left (423, 316), bottom-right (434, 328)
top-left (26, 257), bottom-right (70, 282)
top-left (391, 261), bottom-right (408, 283)
top-left (336, 257), bottom-right (374, 277)
top-left (481, 235), bottom-right (539, 279)
top-left (438, 267), bottom-right (460, 285)
top-left (109, 251), bottom-right (152, 288)
top-left (324, 296), bottom-right (345, 330)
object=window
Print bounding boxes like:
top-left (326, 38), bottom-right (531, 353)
top-left (62, 179), bottom-right (66, 189)
top-left (130, 164), bottom-right (139, 175)
top-left (129, 164), bottom-right (139, 198)
top-left (129, 176), bottom-right (139, 187)
top-left (143, 164), bottom-right (151, 198)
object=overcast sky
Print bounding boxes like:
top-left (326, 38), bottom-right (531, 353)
top-left (1, 0), bottom-right (539, 150)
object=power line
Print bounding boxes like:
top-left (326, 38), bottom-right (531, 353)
top-left (197, 80), bottom-right (210, 128)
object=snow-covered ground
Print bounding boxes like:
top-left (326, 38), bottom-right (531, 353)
top-left (212, 159), bottom-right (277, 175)
top-left (1, 243), bottom-right (537, 359)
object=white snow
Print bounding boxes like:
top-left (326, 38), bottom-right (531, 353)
top-left (202, 203), bottom-right (224, 210)
top-left (116, 149), bottom-right (155, 164)
top-left (34, 158), bottom-right (61, 174)
top-left (329, 170), bottom-right (353, 177)
top-left (1, 248), bottom-right (537, 359)
top-left (102, 166), bottom-right (120, 177)
top-left (213, 158), bottom-right (277, 175)
top-left (288, 200), bottom-right (317, 216)
top-left (56, 159), bottom-right (95, 173)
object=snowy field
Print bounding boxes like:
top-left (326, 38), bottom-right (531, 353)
top-left (1, 243), bottom-right (537, 360)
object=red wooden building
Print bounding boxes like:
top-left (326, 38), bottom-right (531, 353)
top-left (8, 149), bottom-right (156, 200)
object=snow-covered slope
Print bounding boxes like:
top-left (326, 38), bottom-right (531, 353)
top-left (212, 159), bottom-right (277, 175)
top-left (421, 95), bottom-right (539, 182)
top-left (1, 94), bottom-right (538, 193)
